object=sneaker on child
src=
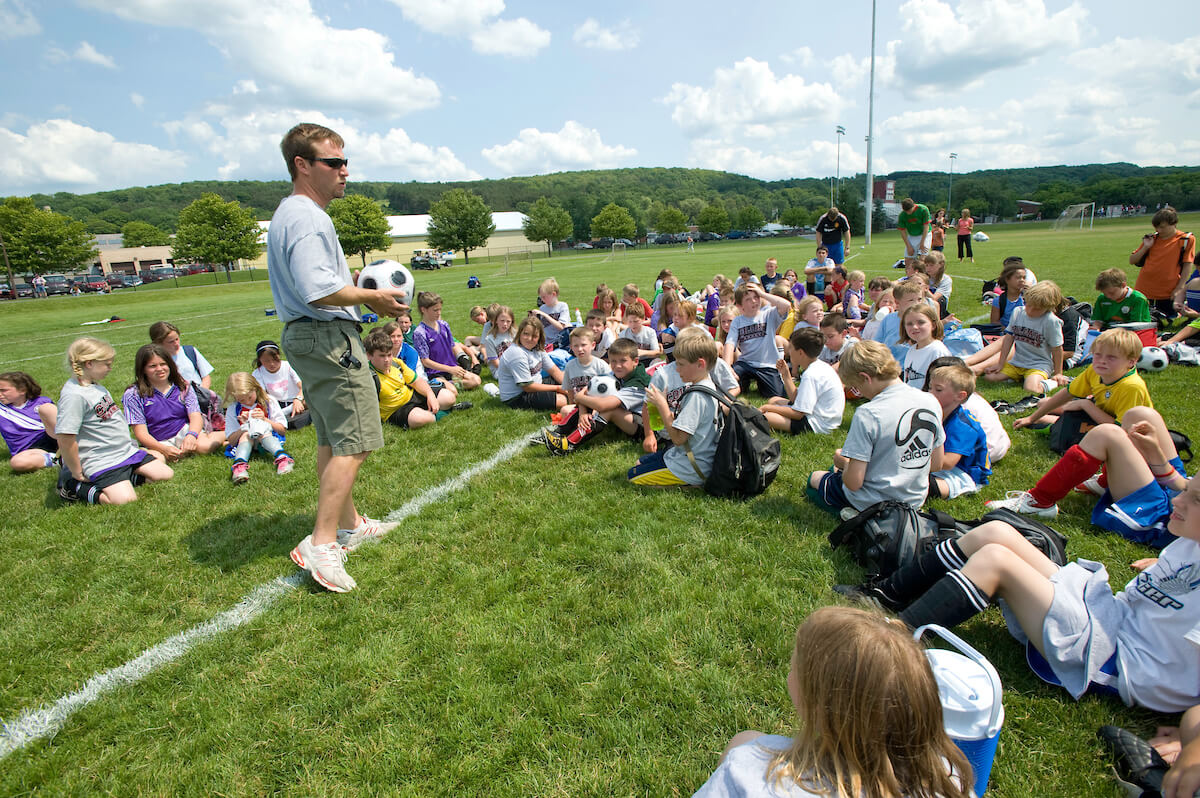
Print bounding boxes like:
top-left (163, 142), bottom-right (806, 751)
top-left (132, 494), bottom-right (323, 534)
top-left (231, 462), bottom-right (249, 484)
top-left (984, 490), bottom-right (1058, 518)
top-left (291, 534), bottom-right (357, 592)
top-left (275, 455), bottom-right (294, 475)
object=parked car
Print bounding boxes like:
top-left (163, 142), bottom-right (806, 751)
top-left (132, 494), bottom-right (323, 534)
top-left (185, 264), bottom-right (209, 275)
top-left (725, 230), bottom-right (748, 240)
top-left (591, 238), bottom-right (614, 249)
top-left (15, 283), bottom-right (33, 298)
top-left (572, 242), bottom-right (594, 249)
top-left (43, 274), bottom-right (71, 295)
top-left (699, 232), bottom-right (722, 241)
top-left (0, 283), bottom-right (9, 299)
top-left (78, 276), bottom-right (109, 293)
top-left (121, 274), bottom-right (144, 288)
top-left (152, 267), bottom-right (178, 281)
top-left (613, 238), bottom-right (636, 248)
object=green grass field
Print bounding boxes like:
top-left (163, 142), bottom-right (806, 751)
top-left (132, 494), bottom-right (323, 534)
top-left (0, 214), bottom-right (1197, 796)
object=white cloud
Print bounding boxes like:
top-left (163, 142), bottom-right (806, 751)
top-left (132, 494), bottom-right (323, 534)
top-left (0, 0), bottom-right (40, 38)
top-left (471, 18), bottom-right (550, 58)
top-left (1069, 36), bottom-right (1200, 94)
top-left (779, 47), bottom-right (813, 67)
top-left (663, 57), bottom-right (845, 137)
top-left (163, 108), bottom-right (480, 183)
top-left (482, 121), bottom-right (636, 174)
top-left (684, 138), bottom-right (869, 181)
top-left (130, 92), bottom-right (145, 108)
top-left (75, 42), bottom-right (117, 69)
top-left (232, 80), bottom-right (258, 95)
top-left (572, 18), bottom-right (638, 51)
top-left (0, 119), bottom-right (187, 193)
top-left (81, 0), bottom-right (440, 116)
top-left (389, 0), bottom-right (550, 57)
top-left (889, 0), bottom-right (1087, 95)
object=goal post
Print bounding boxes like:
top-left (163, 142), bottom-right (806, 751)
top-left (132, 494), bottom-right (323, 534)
top-left (602, 241), bottom-right (627, 263)
top-left (1052, 202), bottom-right (1095, 231)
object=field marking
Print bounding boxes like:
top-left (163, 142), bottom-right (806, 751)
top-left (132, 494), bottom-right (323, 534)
top-left (0, 434), bottom-right (528, 761)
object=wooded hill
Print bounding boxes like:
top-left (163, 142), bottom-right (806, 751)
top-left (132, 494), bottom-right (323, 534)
top-left (26, 162), bottom-right (1200, 241)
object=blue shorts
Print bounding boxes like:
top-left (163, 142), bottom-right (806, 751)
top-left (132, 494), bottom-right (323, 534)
top-left (825, 240), bottom-right (845, 264)
top-left (808, 469), bottom-right (851, 513)
top-left (1090, 456), bottom-right (1184, 548)
top-left (732, 362), bottom-right (785, 399)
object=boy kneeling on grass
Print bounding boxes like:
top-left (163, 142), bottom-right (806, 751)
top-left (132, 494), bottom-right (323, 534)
top-left (628, 331), bottom-right (721, 487)
top-left (761, 327), bottom-right (844, 435)
top-left (807, 340), bottom-right (944, 516)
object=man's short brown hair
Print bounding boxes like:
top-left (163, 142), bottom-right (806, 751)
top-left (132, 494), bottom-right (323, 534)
top-left (281, 123), bottom-right (344, 180)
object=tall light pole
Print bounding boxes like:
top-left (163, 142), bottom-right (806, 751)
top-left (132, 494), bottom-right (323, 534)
top-left (835, 125), bottom-right (845, 203)
top-left (948, 152), bottom-right (958, 211)
top-left (864, 0), bottom-right (877, 245)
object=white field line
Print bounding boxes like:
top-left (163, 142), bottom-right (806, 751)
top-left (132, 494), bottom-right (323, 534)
top-left (0, 434), bottom-right (528, 760)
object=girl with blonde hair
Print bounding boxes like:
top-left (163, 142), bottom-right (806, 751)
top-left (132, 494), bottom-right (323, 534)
top-left (223, 372), bottom-right (293, 484)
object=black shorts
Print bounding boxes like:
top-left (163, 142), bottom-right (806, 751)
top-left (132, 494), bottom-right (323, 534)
top-left (504, 391), bottom-right (560, 411)
top-left (789, 416), bottom-right (814, 434)
top-left (24, 432), bottom-right (58, 453)
top-left (90, 450), bottom-right (156, 490)
top-left (385, 393), bottom-right (430, 428)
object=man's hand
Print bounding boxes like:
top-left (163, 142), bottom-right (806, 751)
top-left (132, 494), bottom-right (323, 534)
top-left (365, 288), bottom-right (409, 318)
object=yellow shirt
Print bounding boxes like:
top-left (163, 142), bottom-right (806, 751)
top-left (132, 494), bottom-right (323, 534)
top-left (375, 360), bottom-right (417, 420)
top-left (1068, 366), bottom-right (1151, 423)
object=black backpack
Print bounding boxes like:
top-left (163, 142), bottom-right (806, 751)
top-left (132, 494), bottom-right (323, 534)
top-left (680, 384), bottom-right (781, 499)
top-left (829, 501), bottom-right (1068, 578)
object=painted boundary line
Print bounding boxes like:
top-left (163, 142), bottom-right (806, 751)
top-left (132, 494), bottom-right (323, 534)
top-left (0, 434), bottom-right (529, 760)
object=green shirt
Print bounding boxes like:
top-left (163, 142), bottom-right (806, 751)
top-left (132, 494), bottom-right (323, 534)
top-left (1093, 288), bottom-right (1152, 326)
top-left (898, 204), bottom-right (931, 236)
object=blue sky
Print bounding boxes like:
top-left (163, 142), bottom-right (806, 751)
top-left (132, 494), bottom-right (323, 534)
top-left (2, 0), bottom-right (1197, 197)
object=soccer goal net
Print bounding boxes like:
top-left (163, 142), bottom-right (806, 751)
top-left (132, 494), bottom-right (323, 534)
top-left (1052, 202), bottom-right (1095, 231)
top-left (603, 242), bottom-right (627, 263)
top-left (498, 249), bottom-right (533, 276)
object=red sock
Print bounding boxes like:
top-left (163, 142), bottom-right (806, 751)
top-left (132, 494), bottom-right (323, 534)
top-left (1030, 445), bottom-right (1103, 506)
top-left (1097, 466), bottom-right (1108, 489)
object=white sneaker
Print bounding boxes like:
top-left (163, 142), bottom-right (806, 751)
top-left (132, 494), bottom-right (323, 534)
top-left (336, 515), bottom-right (386, 552)
top-left (290, 534), bottom-right (356, 592)
top-left (483, 383), bottom-right (500, 398)
top-left (985, 490), bottom-right (1059, 519)
top-left (1075, 476), bottom-right (1105, 496)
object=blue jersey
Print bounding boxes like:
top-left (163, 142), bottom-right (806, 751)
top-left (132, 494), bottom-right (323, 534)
top-left (943, 404), bottom-right (991, 486)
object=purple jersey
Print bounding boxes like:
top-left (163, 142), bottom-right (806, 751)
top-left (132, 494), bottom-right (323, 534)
top-left (0, 396), bottom-right (53, 454)
top-left (122, 384), bottom-right (199, 441)
top-left (413, 320), bottom-right (458, 376)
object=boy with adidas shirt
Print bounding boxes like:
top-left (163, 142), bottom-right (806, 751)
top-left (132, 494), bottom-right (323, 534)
top-left (761, 327), bottom-right (844, 435)
top-left (808, 340), bottom-right (944, 514)
top-left (723, 282), bottom-right (794, 399)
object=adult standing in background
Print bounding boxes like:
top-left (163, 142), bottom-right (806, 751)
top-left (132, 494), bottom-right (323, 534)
top-left (898, 198), bottom-right (932, 261)
top-left (32, 274), bottom-right (46, 298)
top-left (268, 123), bottom-right (407, 593)
top-left (1129, 205), bottom-right (1194, 319)
top-left (815, 207), bottom-right (851, 266)
top-left (956, 208), bottom-right (975, 263)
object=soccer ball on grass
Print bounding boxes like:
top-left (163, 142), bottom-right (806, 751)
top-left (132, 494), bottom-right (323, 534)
top-left (1138, 346), bottom-right (1168, 372)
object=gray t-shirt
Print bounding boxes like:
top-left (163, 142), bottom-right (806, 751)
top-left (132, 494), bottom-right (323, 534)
top-left (1006, 307), bottom-right (1064, 373)
top-left (728, 307), bottom-right (785, 367)
top-left (56, 378), bottom-right (141, 480)
top-left (267, 194), bottom-right (358, 323)
top-left (483, 329), bottom-right (514, 363)
top-left (562, 356), bottom-right (612, 396)
top-left (663, 377), bottom-right (721, 486)
top-left (496, 345), bottom-right (555, 401)
top-left (840, 381), bottom-right (945, 511)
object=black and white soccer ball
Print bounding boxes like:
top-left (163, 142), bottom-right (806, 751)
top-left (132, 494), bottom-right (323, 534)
top-left (1138, 346), bottom-right (1168, 372)
top-left (589, 375), bottom-right (618, 396)
top-left (359, 259), bottom-right (414, 301)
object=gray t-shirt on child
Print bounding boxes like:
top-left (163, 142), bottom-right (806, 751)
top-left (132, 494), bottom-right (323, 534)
top-left (497, 345), bottom-right (555, 401)
top-left (728, 307), bottom-right (785, 367)
top-left (1006, 307), bottom-right (1064, 373)
top-left (267, 194), bottom-right (359, 323)
top-left (662, 376), bottom-right (721, 486)
top-left (562, 357), bottom-right (612, 396)
top-left (56, 378), bottom-right (141, 480)
top-left (840, 381), bottom-right (945, 511)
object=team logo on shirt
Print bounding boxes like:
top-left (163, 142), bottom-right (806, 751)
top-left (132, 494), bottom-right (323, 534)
top-left (93, 395), bottom-right (119, 420)
top-left (895, 407), bottom-right (940, 468)
top-left (1135, 563), bottom-right (1200, 610)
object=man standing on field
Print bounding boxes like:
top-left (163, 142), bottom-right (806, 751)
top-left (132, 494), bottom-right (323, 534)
top-left (898, 198), bottom-right (932, 260)
top-left (815, 206), bottom-right (851, 265)
top-left (268, 123), bottom-right (407, 592)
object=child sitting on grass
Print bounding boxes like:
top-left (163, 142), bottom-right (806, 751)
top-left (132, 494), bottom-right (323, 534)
top-left (223, 372), bottom-right (293, 484)
top-left (532, 277), bottom-right (571, 337)
top-left (841, 269), bottom-right (867, 320)
top-left (900, 303), bottom-right (952, 388)
top-left (874, 278), bottom-right (927, 363)
top-left (56, 337), bottom-right (173, 505)
top-left (413, 291), bottom-right (482, 390)
top-left (0, 370), bottom-right (58, 473)
top-left (859, 286), bottom-right (895, 340)
top-left (808, 340), bottom-right (944, 515)
top-left (923, 355), bottom-right (1011, 464)
top-left (618, 302), bottom-right (662, 367)
top-left (545, 337), bottom-right (648, 455)
top-left (482, 304), bottom-right (515, 374)
top-left (1092, 267), bottom-right (1152, 329)
top-left (817, 313), bottom-right (855, 366)
top-left (364, 329), bottom-right (443, 430)
top-left (723, 282), bottom-right (795, 399)
top-left (560, 327), bottom-right (612, 403)
top-left (1014, 327), bottom-right (1150, 430)
top-left (251, 340), bottom-right (310, 430)
top-left (693, 606), bottom-right (972, 798)
top-left (583, 308), bottom-right (615, 360)
top-left (619, 283), bottom-right (653, 323)
top-left (462, 304), bottom-right (487, 357)
top-left (927, 363), bottom-right (991, 499)
top-left (628, 332), bottom-right (722, 487)
top-left (640, 328), bottom-right (740, 454)
top-left (496, 317), bottom-right (566, 411)
top-left (983, 280), bottom-right (1066, 394)
top-left (123, 343), bottom-right (225, 462)
top-left (761, 328), bottom-right (844, 435)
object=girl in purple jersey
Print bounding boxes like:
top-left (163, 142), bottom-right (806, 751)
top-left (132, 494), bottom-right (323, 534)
top-left (123, 344), bottom-right (225, 462)
top-left (0, 371), bottom-right (58, 472)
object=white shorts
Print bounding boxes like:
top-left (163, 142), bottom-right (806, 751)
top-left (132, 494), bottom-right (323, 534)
top-left (904, 231), bottom-right (932, 256)
top-left (932, 468), bottom-right (980, 499)
top-left (158, 423), bottom-right (190, 449)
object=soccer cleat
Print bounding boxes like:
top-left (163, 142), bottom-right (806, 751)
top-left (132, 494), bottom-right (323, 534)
top-left (990, 400), bottom-right (1012, 415)
top-left (450, 401), bottom-right (474, 412)
top-left (833, 582), bottom-right (904, 613)
top-left (482, 383), bottom-right (500, 398)
top-left (275, 454), bottom-right (295, 475)
top-left (527, 428), bottom-right (549, 446)
top-left (1011, 394), bottom-right (1042, 412)
top-left (1097, 725), bottom-right (1167, 798)
top-left (984, 490), bottom-right (1059, 519)
top-left (1075, 476), bottom-right (1105, 496)
top-left (231, 461), bottom-right (249, 484)
top-left (337, 515), bottom-right (386, 552)
top-left (290, 534), bottom-right (356, 592)
top-left (543, 430), bottom-right (576, 456)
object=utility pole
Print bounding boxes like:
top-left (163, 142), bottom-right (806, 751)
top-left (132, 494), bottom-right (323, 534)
top-left (864, 0), bottom-right (877, 245)
top-left (949, 152), bottom-right (958, 211)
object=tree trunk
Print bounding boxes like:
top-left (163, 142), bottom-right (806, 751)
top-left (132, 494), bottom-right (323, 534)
top-left (546, 241), bottom-right (552, 258)
top-left (463, 249), bottom-right (470, 265)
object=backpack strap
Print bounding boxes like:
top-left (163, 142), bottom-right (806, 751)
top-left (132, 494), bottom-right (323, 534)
top-left (182, 344), bottom-right (201, 375)
top-left (677, 384), bottom-right (732, 483)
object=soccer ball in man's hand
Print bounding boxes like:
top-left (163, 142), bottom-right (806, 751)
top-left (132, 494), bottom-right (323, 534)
top-left (359, 259), bottom-right (414, 301)
top-left (1138, 346), bottom-right (1168, 372)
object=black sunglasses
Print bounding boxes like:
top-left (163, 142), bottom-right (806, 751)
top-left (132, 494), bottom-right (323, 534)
top-left (308, 156), bottom-right (348, 169)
